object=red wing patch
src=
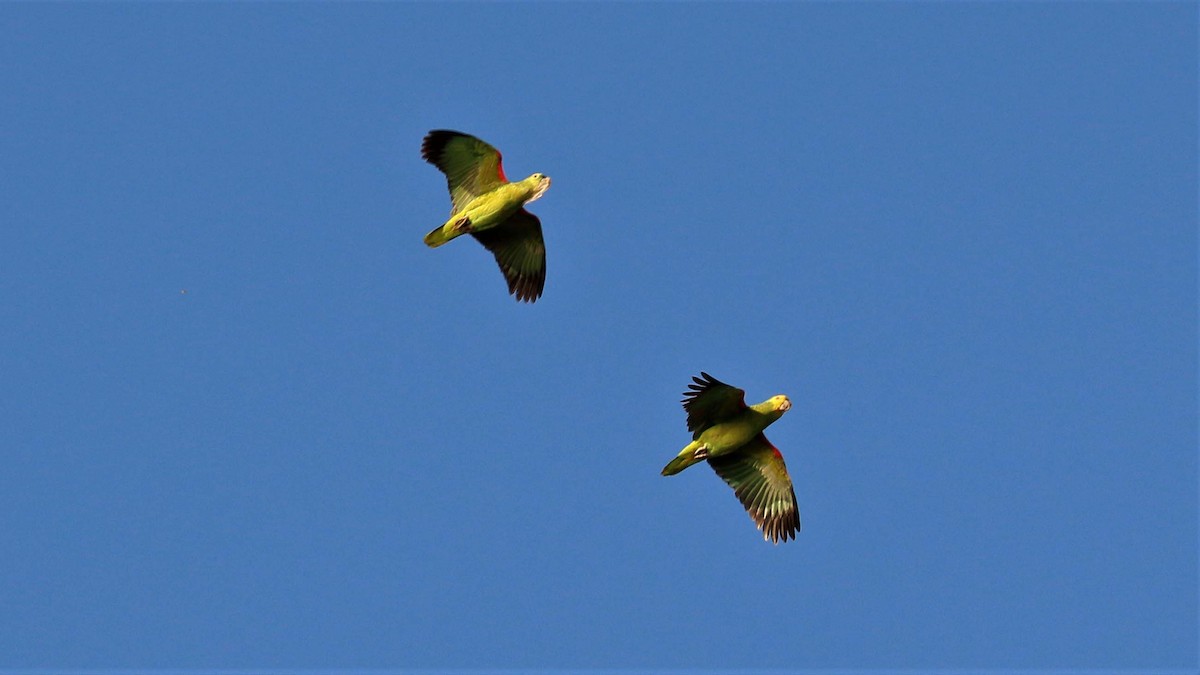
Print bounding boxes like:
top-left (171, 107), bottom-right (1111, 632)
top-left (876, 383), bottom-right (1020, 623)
top-left (496, 151), bottom-right (507, 182)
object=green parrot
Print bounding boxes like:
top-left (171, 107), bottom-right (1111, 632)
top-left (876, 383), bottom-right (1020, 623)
top-left (662, 372), bottom-right (801, 543)
top-left (421, 130), bottom-right (551, 303)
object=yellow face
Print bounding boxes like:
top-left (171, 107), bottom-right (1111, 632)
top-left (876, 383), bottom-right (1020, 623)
top-left (527, 173), bottom-right (551, 203)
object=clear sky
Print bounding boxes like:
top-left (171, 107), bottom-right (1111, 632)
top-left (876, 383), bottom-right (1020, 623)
top-left (0, 2), bottom-right (1195, 672)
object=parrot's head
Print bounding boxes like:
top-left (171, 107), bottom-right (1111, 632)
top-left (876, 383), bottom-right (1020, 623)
top-left (752, 395), bottom-right (792, 422)
top-left (771, 395), bottom-right (792, 413)
top-left (524, 173), bottom-right (552, 204)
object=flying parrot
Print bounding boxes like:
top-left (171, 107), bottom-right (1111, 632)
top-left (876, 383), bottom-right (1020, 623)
top-left (662, 372), bottom-right (801, 543)
top-left (420, 130), bottom-right (551, 303)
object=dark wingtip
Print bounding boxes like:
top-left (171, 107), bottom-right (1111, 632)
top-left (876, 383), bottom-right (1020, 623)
top-left (758, 502), bottom-right (801, 544)
top-left (498, 262), bottom-right (545, 303)
top-left (421, 129), bottom-right (467, 165)
top-left (682, 372), bottom-right (721, 402)
top-left (510, 272), bottom-right (546, 303)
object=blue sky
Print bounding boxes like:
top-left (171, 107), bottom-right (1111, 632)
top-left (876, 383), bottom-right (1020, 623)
top-left (0, 2), bottom-right (1195, 672)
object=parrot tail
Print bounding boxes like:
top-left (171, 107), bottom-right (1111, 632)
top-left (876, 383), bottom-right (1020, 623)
top-left (423, 225), bottom-right (452, 248)
top-left (424, 216), bottom-right (472, 248)
top-left (661, 442), bottom-right (708, 476)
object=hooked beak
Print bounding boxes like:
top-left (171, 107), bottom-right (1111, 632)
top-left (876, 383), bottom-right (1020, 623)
top-left (529, 177), bottom-right (551, 203)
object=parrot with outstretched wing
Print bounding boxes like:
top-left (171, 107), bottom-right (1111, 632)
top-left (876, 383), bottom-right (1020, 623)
top-left (420, 130), bottom-right (550, 303)
top-left (662, 372), bottom-right (801, 544)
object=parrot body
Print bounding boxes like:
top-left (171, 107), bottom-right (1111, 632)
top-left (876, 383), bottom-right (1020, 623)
top-left (420, 130), bottom-right (551, 302)
top-left (423, 175), bottom-right (550, 248)
top-left (662, 397), bottom-right (790, 475)
top-left (661, 372), bottom-right (801, 543)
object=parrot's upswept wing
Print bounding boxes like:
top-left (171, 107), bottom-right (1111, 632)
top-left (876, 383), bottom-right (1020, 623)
top-left (682, 372), bottom-right (747, 435)
top-left (421, 130), bottom-right (508, 215)
top-left (472, 209), bottom-right (546, 303)
top-left (707, 434), bottom-right (800, 544)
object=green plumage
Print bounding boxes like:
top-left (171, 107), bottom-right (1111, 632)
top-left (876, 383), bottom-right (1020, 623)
top-left (421, 130), bottom-right (551, 303)
top-left (661, 372), bottom-right (801, 544)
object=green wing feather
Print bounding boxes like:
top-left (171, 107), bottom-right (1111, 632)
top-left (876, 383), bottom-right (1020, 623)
top-left (707, 433), bottom-right (800, 543)
top-left (421, 130), bottom-right (508, 215)
top-left (682, 372), bottom-right (748, 436)
top-left (471, 209), bottom-right (546, 303)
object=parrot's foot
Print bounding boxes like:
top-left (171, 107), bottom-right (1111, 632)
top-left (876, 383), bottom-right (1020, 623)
top-left (453, 216), bottom-right (473, 234)
top-left (693, 445), bottom-right (708, 460)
